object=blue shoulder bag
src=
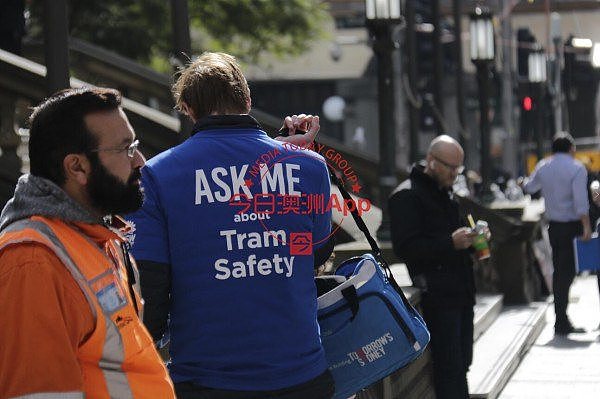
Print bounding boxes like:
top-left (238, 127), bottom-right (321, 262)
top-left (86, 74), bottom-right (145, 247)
top-left (316, 168), bottom-right (430, 399)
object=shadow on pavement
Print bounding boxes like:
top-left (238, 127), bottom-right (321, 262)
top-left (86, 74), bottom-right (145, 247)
top-left (542, 335), bottom-right (597, 348)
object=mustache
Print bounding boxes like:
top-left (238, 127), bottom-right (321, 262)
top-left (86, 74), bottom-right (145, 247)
top-left (128, 168), bottom-right (142, 184)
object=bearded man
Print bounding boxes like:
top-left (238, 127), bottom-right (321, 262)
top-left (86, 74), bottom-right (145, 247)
top-left (0, 87), bottom-right (175, 398)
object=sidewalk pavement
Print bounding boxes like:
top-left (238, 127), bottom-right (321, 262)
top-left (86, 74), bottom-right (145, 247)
top-left (499, 275), bottom-right (600, 398)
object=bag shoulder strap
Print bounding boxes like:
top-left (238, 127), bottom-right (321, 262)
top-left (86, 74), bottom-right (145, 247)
top-left (327, 165), bottom-right (416, 312)
top-left (275, 129), bottom-right (416, 308)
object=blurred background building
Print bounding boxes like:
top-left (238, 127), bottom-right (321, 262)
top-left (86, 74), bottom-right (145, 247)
top-left (0, 0), bottom-right (599, 207)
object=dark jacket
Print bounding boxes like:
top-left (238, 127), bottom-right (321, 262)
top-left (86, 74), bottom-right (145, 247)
top-left (388, 163), bottom-right (475, 307)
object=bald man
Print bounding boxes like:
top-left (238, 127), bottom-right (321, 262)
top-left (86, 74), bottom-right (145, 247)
top-left (389, 135), bottom-right (476, 399)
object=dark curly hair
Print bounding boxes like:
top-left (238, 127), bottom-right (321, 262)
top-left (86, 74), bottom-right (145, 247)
top-left (28, 87), bottom-right (122, 185)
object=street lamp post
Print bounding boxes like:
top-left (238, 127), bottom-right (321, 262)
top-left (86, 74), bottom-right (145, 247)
top-left (365, 0), bottom-right (402, 241)
top-left (469, 7), bottom-right (495, 202)
top-left (528, 46), bottom-right (548, 162)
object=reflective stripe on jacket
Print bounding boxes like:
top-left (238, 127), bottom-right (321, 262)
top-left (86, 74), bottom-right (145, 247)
top-left (0, 216), bottom-right (174, 399)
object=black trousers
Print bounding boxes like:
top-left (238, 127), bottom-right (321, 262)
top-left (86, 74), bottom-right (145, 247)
top-left (422, 304), bottom-right (474, 399)
top-left (548, 221), bottom-right (582, 327)
top-left (174, 370), bottom-right (334, 399)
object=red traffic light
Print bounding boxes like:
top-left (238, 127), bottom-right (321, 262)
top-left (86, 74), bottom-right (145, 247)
top-left (522, 96), bottom-right (533, 111)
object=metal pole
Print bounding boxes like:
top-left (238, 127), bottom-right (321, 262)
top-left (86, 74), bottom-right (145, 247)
top-left (535, 83), bottom-right (545, 161)
top-left (551, 13), bottom-right (563, 132)
top-left (43, 0), bottom-right (70, 94)
top-left (476, 62), bottom-right (493, 200)
top-left (432, 0), bottom-right (444, 134)
top-left (371, 22), bottom-right (397, 241)
top-left (453, 0), bottom-right (467, 151)
top-left (406, 0), bottom-right (420, 163)
top-left (500, 0), bottom-right (518, 177)
top-left (564, 38), bottom-right (574, 132)
top-left (171, 0), bottom-right (192, 61)
top-left (553, 37), bottom-right (563, 132)
top-left (170, 0), bottom-right (193, 137)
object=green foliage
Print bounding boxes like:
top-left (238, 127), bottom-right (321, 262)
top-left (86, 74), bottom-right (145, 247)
top-left (28, 0), bottom-right (170, 63)
top-left (148, 52), bottom-right (174, 75)
top-left (189, 0), bottom-right (330, 63)
top-left (27, 0), bottom-right (330, 67)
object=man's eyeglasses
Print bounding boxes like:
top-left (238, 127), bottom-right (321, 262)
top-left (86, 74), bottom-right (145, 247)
top-left (433, 156), bottom-right (465, 174)
top-left (89, 140), bottom-right (140, 158)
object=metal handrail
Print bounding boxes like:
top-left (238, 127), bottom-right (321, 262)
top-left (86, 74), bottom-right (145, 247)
top-left (0, 48), bottom-right (180, 133)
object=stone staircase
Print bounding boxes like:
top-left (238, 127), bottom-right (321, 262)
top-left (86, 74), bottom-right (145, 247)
top-left (473, 294), bottom-right (504, 342)
top-left (351, 260), bottom-right (547, 399)
top-left (468, 301), bottom-right (547, 399)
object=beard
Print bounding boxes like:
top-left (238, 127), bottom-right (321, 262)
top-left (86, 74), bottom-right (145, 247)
top-left (87, 155), bottom-right (144, 216)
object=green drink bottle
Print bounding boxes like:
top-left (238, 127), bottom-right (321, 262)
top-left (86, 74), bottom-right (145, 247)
top-left (468, 215), bottom-right (490, 260)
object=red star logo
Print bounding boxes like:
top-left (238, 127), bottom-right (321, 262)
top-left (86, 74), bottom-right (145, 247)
top-left (351, 183), bottom-right (362, 193)
top-left (244, 179), bottom-right (253, 187)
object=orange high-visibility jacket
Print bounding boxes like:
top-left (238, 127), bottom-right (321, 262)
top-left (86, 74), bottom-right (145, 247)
top-left (0, 215), bottom-right (175, 399)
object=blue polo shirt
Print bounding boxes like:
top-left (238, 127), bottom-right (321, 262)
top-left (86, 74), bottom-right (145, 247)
top-left (127, 115), bottom-right (331, 390)
top-left (524, 153), bottom-right (589, 222)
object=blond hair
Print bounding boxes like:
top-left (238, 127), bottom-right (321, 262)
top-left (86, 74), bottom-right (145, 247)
top-left (172, 52), bottom-right (251, 119)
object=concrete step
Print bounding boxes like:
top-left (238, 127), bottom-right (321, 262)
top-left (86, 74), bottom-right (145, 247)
top-left (387, 264), bottom-right (503, 342)
top-left (474, 294), bottom-right (504, 342)
top-left (468, 302), bottom-right (548, 399)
